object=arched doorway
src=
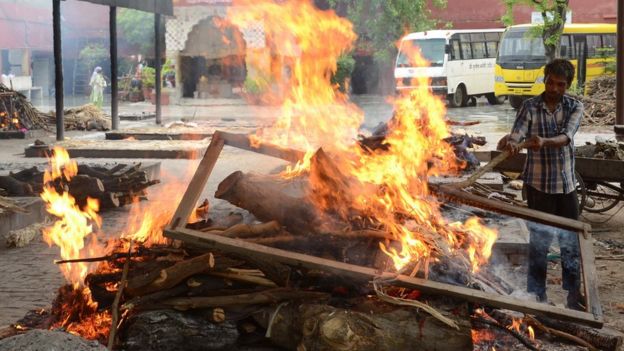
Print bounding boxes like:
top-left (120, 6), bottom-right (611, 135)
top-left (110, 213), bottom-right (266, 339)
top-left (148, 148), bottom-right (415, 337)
top-left (180, 17), bottom-right (246, 98)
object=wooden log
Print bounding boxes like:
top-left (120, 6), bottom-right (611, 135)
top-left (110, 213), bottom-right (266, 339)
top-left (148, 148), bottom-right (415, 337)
top-left (160, 288), bottom-right (329, 311)
top-left (215, 171), bottom-right (330, 235)
top-left (0, 175), bottom-right (34, 196)
top-left (258, 301), bottom-right (472, 351)
top-left (9, 166), bottom-right (42, 183)
top-left (96, 192), bottom-right (120, 209)
top-left (213, 221), bottom-right (281, 238)
top-left (534, 315), bottom-right (623, 351)
top-left (126, 252), bottom-right (215, 296)
top-left (68, 174), bottom-right (105, 198)
top-left (123, 310), bottom-right (240, 351)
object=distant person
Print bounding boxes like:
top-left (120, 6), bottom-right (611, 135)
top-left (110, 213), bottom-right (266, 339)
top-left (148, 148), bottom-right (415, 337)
top-left (89, 67), bottom-right (107, 109)
top-left (497, 59), bottom-right (584, 310)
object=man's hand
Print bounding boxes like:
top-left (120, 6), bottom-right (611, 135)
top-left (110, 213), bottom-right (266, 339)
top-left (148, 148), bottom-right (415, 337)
top-left (497, 134), bottom-right (523, 155)
top-left (524, 135), bottom-right (544, 151)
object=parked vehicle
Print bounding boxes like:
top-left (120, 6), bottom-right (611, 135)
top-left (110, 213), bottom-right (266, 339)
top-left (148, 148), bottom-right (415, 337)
top-left (394, 28), bottom-right (505, 107)
top-left (495, 23), bottom-right (617, 109)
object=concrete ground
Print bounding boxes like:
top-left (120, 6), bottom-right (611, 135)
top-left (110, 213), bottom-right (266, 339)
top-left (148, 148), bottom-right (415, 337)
top-left (0, 95), bottom-right (622, 335)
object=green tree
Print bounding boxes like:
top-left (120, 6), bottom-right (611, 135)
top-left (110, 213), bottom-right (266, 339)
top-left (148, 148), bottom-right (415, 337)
top-left (327, 0), bottom-right (446, 93)
top-left (118, 8), bottom-right (155, 56)
top-left (502, 0), bottom-right (569, 62)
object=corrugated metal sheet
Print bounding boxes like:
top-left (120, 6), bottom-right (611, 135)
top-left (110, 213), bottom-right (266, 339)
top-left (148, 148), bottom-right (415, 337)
top-left (79, 0), bottom-right (173, 15)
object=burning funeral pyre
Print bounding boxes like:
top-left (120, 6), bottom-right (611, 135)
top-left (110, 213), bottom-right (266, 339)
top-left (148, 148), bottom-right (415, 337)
top-left (0, 0), bottom-right (617, 350)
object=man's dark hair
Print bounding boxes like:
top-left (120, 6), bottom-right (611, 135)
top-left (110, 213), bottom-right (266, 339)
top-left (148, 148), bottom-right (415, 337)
top-left (544, 59), bottom-right (575, 86)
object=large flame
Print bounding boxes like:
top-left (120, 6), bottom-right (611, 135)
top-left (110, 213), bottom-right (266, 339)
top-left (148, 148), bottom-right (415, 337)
top-left (227, 0), bottom-right (497, 273)
top-left (41, 147), bottom-right (103, 284)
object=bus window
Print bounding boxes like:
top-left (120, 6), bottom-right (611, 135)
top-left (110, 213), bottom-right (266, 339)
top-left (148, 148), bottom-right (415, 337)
top-left (450, 40), bottom-right (461, 60)
top-left (559, 35), bottom-right (572, 58)
top-left (486, 41), bottom-right (498, 58)
top-left (586, 34), bottom-right (601, 58)
top-left (602, 34), bottom-right (617, 50)
top-left (472, 42), bottom-right (487, 59)
top-left (461, 42), bottom-right (473, 59)
top-left (397, 39), bottom-right (446, 67)
top-left (484, 32), bottom-right (500, 41)
top-left (498, 29), bottom-right (545, 60)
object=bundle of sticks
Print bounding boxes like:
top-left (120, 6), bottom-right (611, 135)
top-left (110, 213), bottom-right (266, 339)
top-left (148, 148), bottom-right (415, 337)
top-left (41, 104), bottom-right (111, 131)
top-left (0, 163), bottom-right (159, 209)
top-left (0, 83), bottom-right (48, 130)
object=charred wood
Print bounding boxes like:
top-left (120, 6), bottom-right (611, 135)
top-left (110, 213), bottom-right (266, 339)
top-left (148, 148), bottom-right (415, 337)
top-left (122, 310), bottom-right (240, 351)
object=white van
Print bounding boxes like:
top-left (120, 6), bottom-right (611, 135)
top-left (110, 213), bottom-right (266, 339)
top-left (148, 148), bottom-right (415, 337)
top-left (395, 29), bottom-right (505, 107)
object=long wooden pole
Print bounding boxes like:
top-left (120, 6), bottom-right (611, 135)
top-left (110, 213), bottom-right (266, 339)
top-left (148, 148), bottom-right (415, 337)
top-left (53, 0), bottom-right (64, 141)
top-left (154, 13), bottom-right (162, 125)
top-left (110, 6), bottom-right (119, 130)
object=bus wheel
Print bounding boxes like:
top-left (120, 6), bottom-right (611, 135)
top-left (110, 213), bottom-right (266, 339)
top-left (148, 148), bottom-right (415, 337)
top-left (486, 93), bottom-right (505, 105)
top-left (448, 85), bottom-right (466, 108)
top-left (509, 95), bottom-right (524, 109)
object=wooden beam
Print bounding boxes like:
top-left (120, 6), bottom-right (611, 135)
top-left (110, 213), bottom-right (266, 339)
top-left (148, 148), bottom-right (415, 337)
top-left (435, 185), bottom-right (590, 233)
top-left (164, 226), bottom-right (603, 328)
top-left (218, 131), bottom-right (305, 163)
top-left (580, 229), bottom-right (603, 319)
top-left (168, 133), bottom-right (224, 229)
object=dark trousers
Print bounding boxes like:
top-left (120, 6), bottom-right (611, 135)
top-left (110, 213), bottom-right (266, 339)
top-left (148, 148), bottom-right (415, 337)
top-left (525, 185), bottom-right (581, 298)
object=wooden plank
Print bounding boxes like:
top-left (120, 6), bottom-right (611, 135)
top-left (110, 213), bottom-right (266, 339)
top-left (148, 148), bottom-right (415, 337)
top-left (168, 133), bottom-right (224, 229)
top-left (580, 229), bottom-right (603, 319)
top-left (435, 185), bottom-right (590, 233)
top-left (164, 226), bottom-right (603, 328)
top-left (218, 131), bottom-right (305, 163)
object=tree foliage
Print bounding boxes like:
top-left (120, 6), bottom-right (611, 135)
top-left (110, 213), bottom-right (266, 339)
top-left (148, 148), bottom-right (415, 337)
top-left (327, 0), bottom-right (447, 63)
top-left (118, 8), bottom-right (155, 56)
top-left (502, 0), bottom-right (569, 62)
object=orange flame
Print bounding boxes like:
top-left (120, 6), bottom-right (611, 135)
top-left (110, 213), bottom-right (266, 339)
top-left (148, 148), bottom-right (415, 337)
top-left (226, 0), bottom-right (497, 273)
top-left (41, 147), bottom-right (104, 284)
top-left (528, 325), bottom-right (535, 340)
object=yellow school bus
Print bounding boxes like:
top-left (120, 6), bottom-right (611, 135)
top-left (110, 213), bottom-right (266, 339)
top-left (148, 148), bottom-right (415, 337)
top-left (494, 23), bottom-right (616, 109)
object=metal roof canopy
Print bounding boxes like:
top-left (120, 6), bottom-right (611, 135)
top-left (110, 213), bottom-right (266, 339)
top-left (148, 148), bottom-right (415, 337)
top-left (76, 0), bottom-right (173, 15)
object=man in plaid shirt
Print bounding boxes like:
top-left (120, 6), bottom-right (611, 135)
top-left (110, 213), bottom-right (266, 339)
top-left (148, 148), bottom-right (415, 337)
top-left (498, 59), bottom-right (584, 310)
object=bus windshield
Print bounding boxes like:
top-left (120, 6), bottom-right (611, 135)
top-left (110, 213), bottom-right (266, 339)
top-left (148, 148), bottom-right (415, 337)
top-left (498, 29), bottom-right (546, 62)
top-left (397, 39), bottom-right (445, 67)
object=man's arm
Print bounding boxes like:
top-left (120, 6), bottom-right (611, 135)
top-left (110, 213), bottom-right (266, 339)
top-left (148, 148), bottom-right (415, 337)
top-left (524, 99), bottom-right (584, 151)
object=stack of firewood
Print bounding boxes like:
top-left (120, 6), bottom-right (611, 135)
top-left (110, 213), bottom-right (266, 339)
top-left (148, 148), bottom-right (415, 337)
top-left (42, 104), bottom-right (111, 131)
top-left (0, 83), bottom-right (48, 131)
top-left (0, 163), bottom-right (159, 209)
top-left (573, 76), bottom-right (616, 126)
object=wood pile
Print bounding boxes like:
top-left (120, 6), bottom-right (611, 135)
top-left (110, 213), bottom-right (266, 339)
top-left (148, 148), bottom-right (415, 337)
top-left (0, 83), bottom-right (48, 131)
top-left (0, 163), bottom-right (160, 209)
top-left (42, 104), bottom-right (111, 131)
top-left (576, 139), bottom-right (624, 160)
top-left (572, 76), bottom-right (616, 126)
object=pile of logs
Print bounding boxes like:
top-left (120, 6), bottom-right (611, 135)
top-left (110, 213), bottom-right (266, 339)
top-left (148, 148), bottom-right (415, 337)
top-left (0, 163), bottom-right (159, 209)
top-left (573, 76), bottom-right (616, 126)
top-left (41, 104), bottom-right (111, 131)
top-left (0, 83), bottom-right (48, 131)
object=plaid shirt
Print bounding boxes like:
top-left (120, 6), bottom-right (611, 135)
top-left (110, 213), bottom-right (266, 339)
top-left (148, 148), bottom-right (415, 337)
top-left (509, 93), bottom-right (583, 194)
